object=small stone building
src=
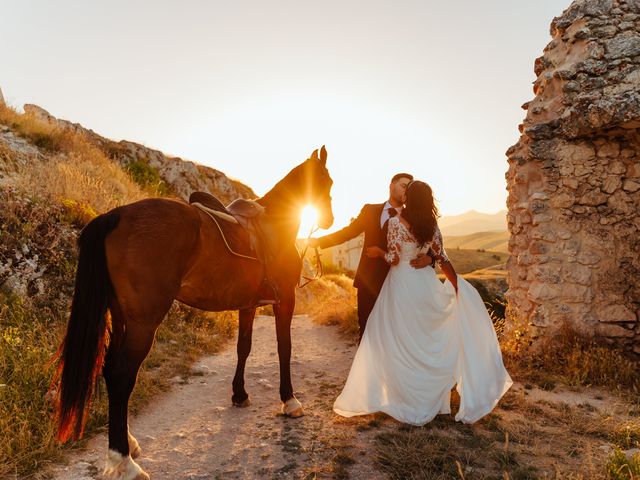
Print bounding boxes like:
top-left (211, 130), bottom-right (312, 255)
top-left (505, 0), bottom-right (640, 354)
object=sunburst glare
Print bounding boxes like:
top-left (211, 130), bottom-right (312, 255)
top-left (298, 205), bottom-right (318, 239)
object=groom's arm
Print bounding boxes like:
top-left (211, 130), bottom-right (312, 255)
top-left (312, 205), bottom-right (368, 249)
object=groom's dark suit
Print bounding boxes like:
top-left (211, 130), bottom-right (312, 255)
top-left (315, 203), bottom-right (391, 338)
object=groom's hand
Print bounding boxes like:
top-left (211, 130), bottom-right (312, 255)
top-left (307, 238), bottom-right (321, 249)
top-left (410, 253), bottom-right (433, 269)
top-left (365, 246), bottom-right (385, 258)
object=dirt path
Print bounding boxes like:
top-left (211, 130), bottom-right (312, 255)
top-left (48, 315), bottom-right (384, 479)
top-left (47, 314), bottom-right (636, 479)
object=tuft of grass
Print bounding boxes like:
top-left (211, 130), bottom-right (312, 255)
top-left (0, 141), bottom-right (17, 173)
top-left (332, 452), bottom-right (355, 480)
top-left (606, 448), bottom-right (640, 480)
top-left (1, 103), bottom-right (145, 216)
top-left (374, 427), bottom-right (467, 479)
top-left (296, 274), bottom-right (359, 337)
top-left (60, 198), bottom-right (98, 228)
top-left (502, 322), bottom-right (640, 396)
top-left (610, 422), bottom-right (640, 450)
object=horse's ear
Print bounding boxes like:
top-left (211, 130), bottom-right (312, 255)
top-left (310, 149), bottom-right (319, 161)
top-left (320, 145), bottom-right (327, 165)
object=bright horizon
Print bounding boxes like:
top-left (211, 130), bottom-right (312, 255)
top-left (1, 0), bottom-right (568, 232)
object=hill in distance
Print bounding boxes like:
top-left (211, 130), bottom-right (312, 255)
top-left (443, 230), bottom-right (509, 253)
top-left (438, 209), bottom-right (507, 237)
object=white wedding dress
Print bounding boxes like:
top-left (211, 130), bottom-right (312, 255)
top-left (333, 217), bottom-right (512, 425)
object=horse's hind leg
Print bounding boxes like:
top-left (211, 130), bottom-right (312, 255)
top-left (231, 307), bottom-right (256, 407)
top-left (102, 316), bottom-right (157, 480)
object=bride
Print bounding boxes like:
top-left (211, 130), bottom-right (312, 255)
top-left (333, 181), bottom-right (512, 425)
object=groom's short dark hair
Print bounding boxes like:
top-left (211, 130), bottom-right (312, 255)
top-left (391, 173), bottom-right (413, 183)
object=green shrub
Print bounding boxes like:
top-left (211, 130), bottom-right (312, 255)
top-left (126, 159), bottom-right (168, 196)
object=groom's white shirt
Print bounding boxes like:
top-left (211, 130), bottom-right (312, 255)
top-left (380, 201), bottom-right (401, 228)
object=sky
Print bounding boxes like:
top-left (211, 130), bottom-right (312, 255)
top-left (1, 1), bottom-right (568, 232)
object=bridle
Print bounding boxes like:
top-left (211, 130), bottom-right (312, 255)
top-left (297, 223), bottom-right (323, 288)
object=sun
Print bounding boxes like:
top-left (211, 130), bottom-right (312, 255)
top-left (298, 205), bottom-right (318, 238)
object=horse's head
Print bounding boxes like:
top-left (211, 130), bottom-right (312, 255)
top-left (303, 145), bottom-right (334, 230)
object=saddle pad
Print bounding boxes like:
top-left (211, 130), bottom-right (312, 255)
top-left (191, 203), bottom-right (256, 259)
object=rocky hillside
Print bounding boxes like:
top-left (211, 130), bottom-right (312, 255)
top-left (0, 96), bottom-right (256, 476)
top-left (20, 103), bottom-right (255, 203)
top-left (0, 98), bottom-right (254, 301)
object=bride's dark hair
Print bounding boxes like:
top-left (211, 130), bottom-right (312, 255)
top-left (401, 181), bottom-right (439, 248)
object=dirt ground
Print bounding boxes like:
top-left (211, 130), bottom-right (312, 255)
top-left (46, 314), bottom-right (636, 479)
top-left (47, 315), bottom-right (383, 479)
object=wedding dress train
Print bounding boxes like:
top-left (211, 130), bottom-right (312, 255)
top-left (333, 217), bottom-right (512, 425)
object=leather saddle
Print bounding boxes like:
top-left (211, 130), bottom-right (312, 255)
top-left (188, 191), bottom-right (278, 305)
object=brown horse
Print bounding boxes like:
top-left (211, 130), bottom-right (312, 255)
top-left (53, 147), bottom-right (334, 479)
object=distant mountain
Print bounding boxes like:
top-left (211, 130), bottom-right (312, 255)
top-left (438, 209), bottom-right (507, 237)
top-left (443, 230), bottom-right (509, 253)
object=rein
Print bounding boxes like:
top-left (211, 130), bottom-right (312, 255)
top-left (195, 205), bottom-right (259, 261)
top-left (297, 224), bottom-right (323, 288)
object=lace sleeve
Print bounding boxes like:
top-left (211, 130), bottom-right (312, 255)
top-left (384, 217), bottom-right (401, 264)
top-left (432, 225), bottom-right (450, 267)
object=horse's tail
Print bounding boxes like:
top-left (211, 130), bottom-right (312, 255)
top-left (53, 211), bottom-right (120, 442)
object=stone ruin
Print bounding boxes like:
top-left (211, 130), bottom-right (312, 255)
top-left (505, 0), bottom-right (640, 354)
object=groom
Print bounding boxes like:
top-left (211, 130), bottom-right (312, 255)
top-left (309, 173), bottom-right (433, 339)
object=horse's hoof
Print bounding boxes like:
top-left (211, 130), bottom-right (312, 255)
top-left (128, 432), bottom-right (142, 459)
top-left (282, 397), bottom-right (304, 418)
top-left (232, 396), bottom-right (251, 408)
top-left (104, 449), bottom-right (149, 480)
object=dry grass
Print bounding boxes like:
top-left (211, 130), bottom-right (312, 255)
top-left (0, 181), bottom-right (235, 477)
top-left (0, 292), bottom-right (237, 478)
top-left (444, 248), bottom-right (507, 275)
top-left (374, 427), bottom-right (469, 479)
top-left (296, 274), bottom-right (358, 337)
top-left (1, 104), bottom-right (145, 219)
top-left (23, 152), bottom-right (145, 216)
top-left (0, 141), bottom-right (15, 171)
top-left (360, 383), bottom-right (640, 479)
top-left (0, 104), bottom-right (74, 152)
top-left (502, 322), bottom-right (640, 397)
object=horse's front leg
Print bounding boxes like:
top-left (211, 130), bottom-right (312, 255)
top-left (274, 293), bottom-right (303, 417)
top-left (232, 307), bottom-right (256, 407)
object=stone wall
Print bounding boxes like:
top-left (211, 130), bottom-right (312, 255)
top-left (505, 0), bottom-right (640, 354)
